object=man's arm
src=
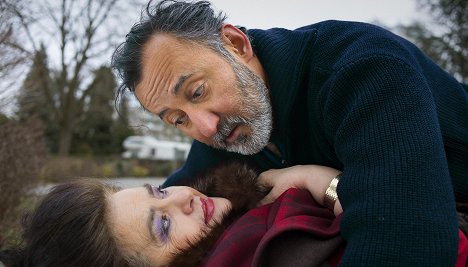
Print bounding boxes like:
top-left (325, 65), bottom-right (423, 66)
top-left (325, 56), bottom-right (458, 266)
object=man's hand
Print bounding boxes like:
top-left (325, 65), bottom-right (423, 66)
top-left (257, 166), bottom-right (308, 205)
top-left (257, 165), bottom-right (342, 207)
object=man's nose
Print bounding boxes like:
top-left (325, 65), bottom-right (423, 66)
top-left (169, 188), bottom-right (194, 215)
top-left (190, 110), bottom-right (219, 138)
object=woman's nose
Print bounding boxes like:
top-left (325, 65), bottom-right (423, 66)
top-left (168, 188), bottom-right (194, 214)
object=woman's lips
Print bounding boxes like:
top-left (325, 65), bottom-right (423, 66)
top-left (201, 197), bottom-right (214, 225)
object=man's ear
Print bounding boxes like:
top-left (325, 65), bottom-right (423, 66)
top-left (220, 24), bottom-right (254, 62)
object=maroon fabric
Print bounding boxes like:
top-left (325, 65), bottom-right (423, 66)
top-left (200, 188), bottom-right (342, 267)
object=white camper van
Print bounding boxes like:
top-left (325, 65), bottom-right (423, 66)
top-left (122, 136), bottom-right (191, 161)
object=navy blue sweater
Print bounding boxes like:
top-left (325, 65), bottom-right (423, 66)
top-left (165, 21), bottom-right (468, 266)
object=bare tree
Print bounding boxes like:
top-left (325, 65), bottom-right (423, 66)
top-left (397, 0), bottom-right (467, 83)
top-left (17, 0), bottom-right (143, 155)
top-left (0, 0), bottom-right (33, 112)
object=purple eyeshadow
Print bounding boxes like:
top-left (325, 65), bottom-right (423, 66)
top-left (154, 215), bottom-right (170, 242)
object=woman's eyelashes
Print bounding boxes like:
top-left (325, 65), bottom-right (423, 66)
top-left (150, 185), bottom-right (170, 242)
top-left (154, 214), bottom-right (171, 242)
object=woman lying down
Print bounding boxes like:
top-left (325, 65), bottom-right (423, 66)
top-left (1, 162), bottom-right (467, 267)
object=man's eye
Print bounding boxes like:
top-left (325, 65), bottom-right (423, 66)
top-left (192, 84), bottom-right (205, 99)
top-left (173, 114), bottom-right (187, 127)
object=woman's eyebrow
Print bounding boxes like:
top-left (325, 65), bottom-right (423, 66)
top-left (143, 184), bottom-right (159, 242)
top-left (147, 208), bottom-right (157, 242)
top-left (144, 183), bottom-right (153, 197)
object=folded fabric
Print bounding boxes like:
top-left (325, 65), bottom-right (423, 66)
top-left (200, 188), bottom-right (343, 267)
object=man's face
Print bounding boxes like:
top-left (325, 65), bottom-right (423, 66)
top-left (135, 34), bottom-right (272, 155)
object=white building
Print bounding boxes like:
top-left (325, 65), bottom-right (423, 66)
top-left (122, 136), bottom-right (191, 161)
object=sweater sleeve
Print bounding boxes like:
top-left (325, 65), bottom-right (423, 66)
top-left (322, 55), bottom-right (459, 266)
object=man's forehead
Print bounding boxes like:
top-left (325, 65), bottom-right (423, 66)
top-left (136, 35), bottom-right (185, 106)
top-left (137, 34), bottom-right (214, 109)
top-left (142, 33), bottom-right (183, 56)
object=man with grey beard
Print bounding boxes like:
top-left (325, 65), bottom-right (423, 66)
top-left (112, 0), bottom-right (468, 266)
top-left (209, 47), bottom-right (272, 155)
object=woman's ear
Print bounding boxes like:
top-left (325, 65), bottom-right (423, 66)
top-left (220, 24), bottom-right (254, 62)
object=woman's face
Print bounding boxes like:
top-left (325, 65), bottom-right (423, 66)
top-left (107, 185), bottom-right (231, 265)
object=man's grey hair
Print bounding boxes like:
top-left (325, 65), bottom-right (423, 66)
top-left (112, 0), bottom-right (228, 102)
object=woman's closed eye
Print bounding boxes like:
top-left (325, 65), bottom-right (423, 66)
top-left (154, 214), bottom-right (171, 242)
top-left (149, 185), bottom-right (171, 242)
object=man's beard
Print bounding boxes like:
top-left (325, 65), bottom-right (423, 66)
top-left (211, 57), bottom-right (273, 155)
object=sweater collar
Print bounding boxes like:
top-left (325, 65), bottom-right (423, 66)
top-left (248, 27), bottom-right (317, 149)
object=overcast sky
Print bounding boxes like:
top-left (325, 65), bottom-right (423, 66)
top-left (207, 0), bottom-right (423, 30)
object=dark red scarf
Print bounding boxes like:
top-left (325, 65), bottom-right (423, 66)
top-left (200, 188), bottom-right (344, 267)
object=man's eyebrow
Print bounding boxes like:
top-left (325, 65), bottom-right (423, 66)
top-left (144, 184), bottom-right (158, 242)
top-left (157, 73), bottom-right (193, 120)
top-left (158, 109), bottom-right (168, 120)
top-left (173, 74), bottom-right (193, 96)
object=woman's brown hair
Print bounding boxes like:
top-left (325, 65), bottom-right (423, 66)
top-left (0, 179), bottom-right (149, 267)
